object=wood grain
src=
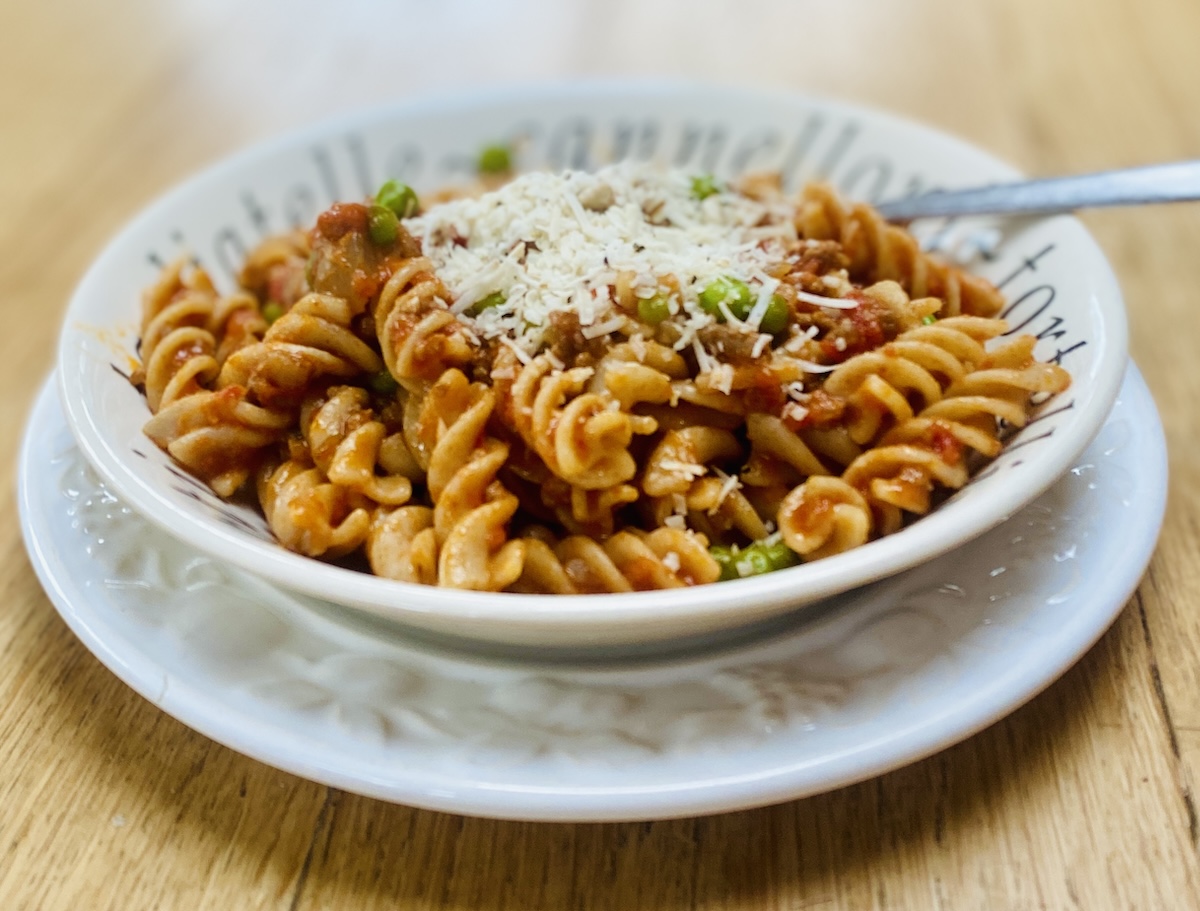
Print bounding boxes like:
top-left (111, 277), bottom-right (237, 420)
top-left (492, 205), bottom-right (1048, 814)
top-left (4, 0), bottom-right (1200, 908)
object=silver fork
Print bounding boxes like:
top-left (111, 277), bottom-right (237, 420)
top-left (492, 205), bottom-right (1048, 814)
top-left (875, 161), bottom-right (1200, 221)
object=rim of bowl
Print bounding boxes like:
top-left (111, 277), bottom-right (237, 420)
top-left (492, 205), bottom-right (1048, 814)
top-left (57, 79), bottom-right (1129, 630)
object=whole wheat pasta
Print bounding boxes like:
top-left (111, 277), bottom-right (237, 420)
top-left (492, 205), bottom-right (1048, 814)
top-left (132, 162), bottom-right (1069, 590)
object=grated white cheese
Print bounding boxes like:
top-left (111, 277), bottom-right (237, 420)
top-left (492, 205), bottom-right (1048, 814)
top-left (795, 289), bottom-right (859, 309)
top-left (659, 459), bottom-right (707, 478)
top-left (498, 335), bottom-right (533, 364)
top-left (664, 514), bottom-right (687, 530)
top-left (745, 273), bottom-right (780, 330)
top-left (691, 337), bottom-right (715, 373)
top-left (795, 359), bottom-right (838, 374)
top-left (716, 300), bottom-right (747, 328)
top-left (710, 468), bottom-right (742, 514)
top-left (407, 163), bottom-right (798, 358)
top-left (705, 363), bottom-right (735, 395)
top-left (783, 402), bottom-right (810, 423)
top-left (662, 551), bottom-right (682, 572)
top-left (581, 315), bottom-right (627, 339)
top-left (783, 325), bottom-right (820, 354)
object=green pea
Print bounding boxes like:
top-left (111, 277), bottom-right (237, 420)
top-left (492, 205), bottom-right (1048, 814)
top-left (717, 540), bottom-right (801, 579)
top-left (922, 314), bottom-right (938, 325)
top-left (756, 539), bottom-right (801, 573)
top-left (368, 204), bottom-right (399, 246)
top-left (478, 143), bottom-right (512, 175)
top-left (759, 294), bottom-right (791, 334)
top-left (734, 547), bottom-right (774, 578)
top-left (368, 370), bottom-right (400, 395)
top-left (375, 180), bottom-right (419, 218)
top-left (710, 545), bottom-right (740, 582)
top-left (262, 301), bottom-right (284, 324)
top-left (691, 174), bottom-right (721, 200)
top-left (637, 294), bottom-right (671, 325)
top-left (470, 291), bottom-right (506, 315)
top-left (698, 276), bottom-right (755, 321)
top-left (713, 539), bottom-right (800, 581)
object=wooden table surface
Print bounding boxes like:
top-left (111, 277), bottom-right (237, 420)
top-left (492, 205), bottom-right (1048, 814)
top-left (4, 0), bottom-right (1200, 907)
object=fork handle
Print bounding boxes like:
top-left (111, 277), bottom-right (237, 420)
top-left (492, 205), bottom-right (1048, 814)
top-left (875, 160), bottom-right (1200, 220)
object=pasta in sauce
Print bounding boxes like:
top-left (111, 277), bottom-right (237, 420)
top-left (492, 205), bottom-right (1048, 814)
top-left (132, 163), bottom-right (1070, 592)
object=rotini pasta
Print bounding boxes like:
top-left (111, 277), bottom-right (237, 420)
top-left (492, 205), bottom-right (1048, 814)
top-left (503, 348), bottom-right (657, 490)
top-left (301, 387), bottom-right (413, 506)
top-left (132, 161), bottom-right (1071, 591)
top-left (135, 259), bottom-right (290, 496)
top-left (779, 327), bottom-right (1069, 555)
top-left (256, 457), bottom-right (373, 558)
top-left (513, 527), bottom-right (721, 593)
top-left (795, 183), bottom-right (1005, 318)
top-left (403, 368), bottom-right (526, 590)
top-left (375, 256), bottom-right (477, 389)
top-left (218, 291), bottom-right (385, 409)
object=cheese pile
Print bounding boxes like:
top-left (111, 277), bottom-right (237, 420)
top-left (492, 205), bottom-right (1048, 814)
top-left (405, 163), bottom-right (802, 358)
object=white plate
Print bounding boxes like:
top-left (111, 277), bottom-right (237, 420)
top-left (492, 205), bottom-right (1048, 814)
top-left (57, 83), bottom-right (1128, 646)
top-left (21, 367), bottom-right (1165, 821)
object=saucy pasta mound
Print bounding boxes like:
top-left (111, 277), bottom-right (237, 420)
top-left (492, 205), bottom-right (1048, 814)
top-left (133, 163), bottom-right (1070, 592)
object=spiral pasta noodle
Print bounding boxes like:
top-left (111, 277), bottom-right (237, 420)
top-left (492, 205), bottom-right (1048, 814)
top-left (218, 291), bottom-right (384, 410)
top-left (403, 368), bottom-right (526, 590)
top-left (513, 527), bottom-right (721, 593)
top-left (236, 229), bottom-right (310, 309)
top-left (254, 384), bottom-right (414, 558)
top-left (301, 387), bottom-right (414, 507)
top-left (530, 474), bottom-right (640, 539)
top-left (366, 505), bottom-right (438, 585)
top-left (796, 183), bottom-right (1005, 318)
top-left (501, 348), bottom-right (657, 490)
top-left (137, 259), bottom-right (290, 496)
top-left (642, 426), bottom-right (770, 542)
top-left (139, 258), bottom-right (232, 410)
top-left (374, 256), bottom-right (477, 390)
top-left (822, 316), bottom-right (1008, 445)
top-left (256, 457), bottom-right (373, 558)
top-left (779, 325), bottom-right (1069, 555)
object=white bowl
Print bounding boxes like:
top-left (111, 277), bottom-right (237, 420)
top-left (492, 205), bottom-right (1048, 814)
top-left (57, 82), bottom-right (1127, 648)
